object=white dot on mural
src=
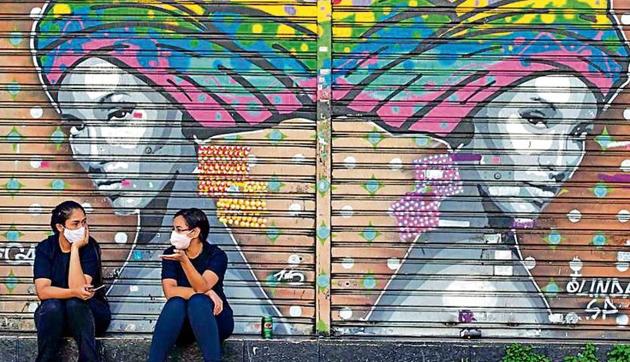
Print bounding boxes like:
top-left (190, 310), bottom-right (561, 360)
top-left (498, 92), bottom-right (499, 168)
top-left (339, 307), bottom-right (353, 320)
top-left (129, 285), bottom-right (138, 292)
top-left (30, 158), bottom-right (42, 169)
top-left (341, 258), bottom-right (354, 269)
top-left (618, 210), bottom-right (630, 223)
top-left (616, 262), bottom-right (629, 273)
top-left (30, 106), bottom-right (43, 119)
top-left (387, 258), bottom-right (401, 270)
top-left (616, 314), bottom-right (629, 326)
top-left (29, 204), bottom-right (43, 215)
top-left (621, 160), bottom-right (630, 172)
top-left (624, 108), bottom-right (630, 120)
top-left (288, 254), bottom-right (301, 265)
top-left (567, 209), bottom-right (582, 223)
top-left (389, 158), bottom-right (403, 170)
top-left (30, 7), bottom-right (42, 19)
top-left (292, 154), bottom-right (305, 163)
top-left (340, 205), bottom-right (353, 218)
top-left (289, 306), bottom-right (302, 317)
top-left (523, 256), bottom-right (536, 270)
top-left (81, 202), bottom-right (93, 213)
top-left (247, 154), bottom-right (257, 166)
top-left (344, 156), bottom-right (356, 169)
top-left (288, 202), bottom-right (302, 216)
top-left (115, 232), bottom-right (128, 244)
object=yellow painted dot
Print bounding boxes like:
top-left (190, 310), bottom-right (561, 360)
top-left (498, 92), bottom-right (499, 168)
top-left (147, 10), bottom-right (155, 19)
top-left (409, 0), bottom-right (418, 6)
top-left (252, 24), bottom-right (263, 33)
top-left (565, 13), bottom-right (575, 20)
top-left (540, 14), bottom-right (555, 24)
top-left (300, 43), bottom-right (309, 51)
top-left (52, 4), bottom-right (72, 17)
top-left (343, 47), bottom-right (351, 53)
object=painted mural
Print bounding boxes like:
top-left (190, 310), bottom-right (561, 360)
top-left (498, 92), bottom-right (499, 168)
top-left (0, 0), bottom-right (629, 339)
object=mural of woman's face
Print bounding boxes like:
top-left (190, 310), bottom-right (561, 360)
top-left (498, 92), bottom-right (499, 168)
top-left (56, 57), bottom-right (190, 215)
top-left (467, 74), bottom-right (597, 217)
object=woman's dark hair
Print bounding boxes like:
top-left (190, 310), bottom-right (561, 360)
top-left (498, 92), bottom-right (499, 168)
top-left (50, 200), bottom-right (85, 234)
top-left (174, 208), bottom-right (210, 242)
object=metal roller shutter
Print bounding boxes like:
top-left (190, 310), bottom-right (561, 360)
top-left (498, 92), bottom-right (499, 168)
top-left (0, 1), bottom-right (317, 335)
top-left (330, 0), bottom-right (630, 339)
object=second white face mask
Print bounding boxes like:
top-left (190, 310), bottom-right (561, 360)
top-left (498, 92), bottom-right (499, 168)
top-left (170, 230), bottom-right (192, 250)
top-left (64, 226), bottom-right (85, 244)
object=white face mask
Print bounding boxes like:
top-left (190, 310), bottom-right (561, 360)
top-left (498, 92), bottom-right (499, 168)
top-left (170, 230), bottom-right (192, 250)
top-left (63, 226), bottom-right (85, 244)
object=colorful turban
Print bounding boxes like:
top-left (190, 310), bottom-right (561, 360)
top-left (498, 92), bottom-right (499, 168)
top-left (332, 0), bottom-right (630, 137)
top-left (33, 1), bottom-right (317, 131)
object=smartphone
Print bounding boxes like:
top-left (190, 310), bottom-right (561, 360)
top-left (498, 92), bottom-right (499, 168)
top-left (88, 285), bottom-right (106, 292)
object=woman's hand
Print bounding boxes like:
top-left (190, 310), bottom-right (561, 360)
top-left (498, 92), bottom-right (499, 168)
top-left (205, 289), bottom-right (223, 315)
top-left (160, 249), bottom-right (189, 263)
top-left (73, 285), bottom-right (94, 300)
top-left (72, 226), bottom-right (90, 249)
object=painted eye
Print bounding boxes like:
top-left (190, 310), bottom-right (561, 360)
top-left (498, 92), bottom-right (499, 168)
top-left (107, 106), bottom-right (134, 121)
top-left (69, 120), bottom-right (86, 136)
top-left (520, 110), bottom-right (548, 129)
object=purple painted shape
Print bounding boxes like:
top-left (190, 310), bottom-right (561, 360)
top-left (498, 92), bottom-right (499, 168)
top-left (459, 309), bottom-right (476, 323)
top-left (598, 173), bottom-right (630, 183)
top-left (452, 153), bottom-right (482, 162)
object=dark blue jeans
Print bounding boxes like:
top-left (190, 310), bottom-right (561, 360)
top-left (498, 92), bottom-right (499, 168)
top-left (148, 294), bottom-right (234, 362)
top-left (34, 297), bottom-right (111, 362)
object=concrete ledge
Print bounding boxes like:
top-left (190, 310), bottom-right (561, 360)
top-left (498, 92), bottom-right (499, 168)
top-left (0, 336), bottom-right (621, 362)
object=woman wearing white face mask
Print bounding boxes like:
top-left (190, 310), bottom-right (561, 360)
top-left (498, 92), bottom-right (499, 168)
top-left (33, 200), bottom-right (110, 362)
top-left (149, 208), bottom-right (234, 362)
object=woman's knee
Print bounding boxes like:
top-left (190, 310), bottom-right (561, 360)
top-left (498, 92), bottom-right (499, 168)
top-left (163, 296), bottom-right (187, 312)
top-left (187, 293), bottom-right (214, 312)
top-left (36, 299), bottom-right (64, 322)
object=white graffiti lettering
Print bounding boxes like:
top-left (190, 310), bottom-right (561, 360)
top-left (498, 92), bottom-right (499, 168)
top-left (0, 243), bottom-right (35, 265)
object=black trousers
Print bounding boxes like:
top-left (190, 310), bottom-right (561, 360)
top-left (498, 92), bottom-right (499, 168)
top-left (34, 297), bottom-right (111, 362)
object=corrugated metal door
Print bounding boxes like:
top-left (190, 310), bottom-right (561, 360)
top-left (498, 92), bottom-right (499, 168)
top-left (0, 1), bottom-right (317, 335)
top-left (330, 0), bottom-right (630, 339)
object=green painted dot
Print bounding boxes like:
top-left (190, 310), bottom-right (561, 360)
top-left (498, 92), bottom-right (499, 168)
top-left (51, 179), bottom-right (66, 190)
top-left (266, 226), bottom-right (281, 243)
top-left (5, 270), bottom-right (17, 293)
top-left (592, 232), bottom-right (607, 247)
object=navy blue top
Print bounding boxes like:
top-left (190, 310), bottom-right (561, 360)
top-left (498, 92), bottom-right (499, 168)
top-left (33, 234), bottom-right (106, 300)
top-left (161, 243), bottom-right (230, 308)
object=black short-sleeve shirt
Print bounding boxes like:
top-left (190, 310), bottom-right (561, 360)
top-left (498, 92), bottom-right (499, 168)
top-left (161, 243), bottom-right (230, 307)
top-left (33, 234), bottom-right (105, 300)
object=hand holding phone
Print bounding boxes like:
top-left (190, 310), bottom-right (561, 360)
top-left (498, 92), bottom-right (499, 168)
top-left (88, 285), bottom-right (106, 292)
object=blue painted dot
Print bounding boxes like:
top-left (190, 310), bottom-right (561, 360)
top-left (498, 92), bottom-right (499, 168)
top-left (9, 32), bottom-right (22, 46)
top-left (317, 225), bottom-right (330, 240)
top-left (132, 250), bottom-right (143, 261)
top-left (51, 127), bottom-right (65, 145)
top-left (544, 281), bottom-right (559, 295)
top-left (364, 179), bottom-right (380, 194)
top-left (51, 179), bottom-right (65, 190)
top-left (593, 183), bottom-right (608, 198)
top-left (318, 179), bottom-right (330, 193)
top-left (361, 227), bottom-right (377, 242)
top-left (367, 132), bottom-right (382, 146)
top-left (592, 233), bottom-right (607, 247)
top-left (547, 230), bottom-right (561, 245)
top-left (6, 178), bottom-right (21, 191)
top-left (6, 229), bottom-right (20, 242)
top-left (317, 274), bottom-right (330, 288)
top-left (415, 136), bottom-right (429, 146)
top-left (362, 276), bottom-right (377, 289)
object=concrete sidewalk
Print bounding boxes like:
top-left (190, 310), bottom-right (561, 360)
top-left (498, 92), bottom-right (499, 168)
top-left (0, 336), bottom-right (620, 361)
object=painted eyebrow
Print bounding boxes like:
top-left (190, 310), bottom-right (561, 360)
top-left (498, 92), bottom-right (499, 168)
top-left (98, 92), bottom-right (130, 105)
top-left (530, 96), bottom-right (557, 112)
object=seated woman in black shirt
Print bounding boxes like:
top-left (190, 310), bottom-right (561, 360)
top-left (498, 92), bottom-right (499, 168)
top-left (33, 200), bottom-right (111, 362)
top-left (148, 208), bottom-right (234, 362)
